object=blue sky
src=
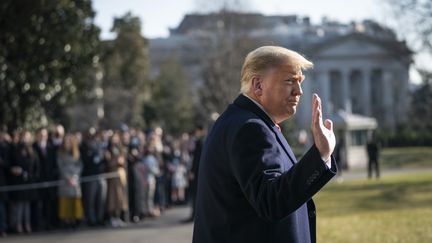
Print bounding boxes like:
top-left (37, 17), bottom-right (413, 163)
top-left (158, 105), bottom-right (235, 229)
top-left (92, 0), bottom-right (384, 39)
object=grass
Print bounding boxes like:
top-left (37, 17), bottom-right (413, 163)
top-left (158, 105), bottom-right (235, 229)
top-left (294, 147), bottom-right (432, 170)
top-left (315, 172), bottom-right (432, 243)
top-left (380, 147), bottom-right (432, 169)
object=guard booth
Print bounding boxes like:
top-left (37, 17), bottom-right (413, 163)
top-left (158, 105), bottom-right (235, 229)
top-left (330, 110), bottom-right (377, 170)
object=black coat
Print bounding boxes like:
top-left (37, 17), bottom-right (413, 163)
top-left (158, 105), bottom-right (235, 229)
top-left (192, 95), bottom-right (337, 243)
top-left (80, 140), bottom-right (106, 176)
top-left (33, 141), bottom-right (58, 199)
top-left (33, 141), bottom-right (58, 182)
top-left (0, 140), bottom-right (10, 200)
top-left (190, 136), bottom-right (203, 192)
top-left (9, 143), bottom-right (40, 201)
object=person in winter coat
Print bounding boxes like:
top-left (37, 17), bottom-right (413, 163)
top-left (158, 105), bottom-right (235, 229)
top-left (106, 132), bottom-right (128, 227)
top-left (9, 130), bottom-right (39, 234)
top-left (57, 134), bottom-right (83, 229)
top-left (140, 145), bottom-right (160, 218)
top-left (0, 128), bottom-right (11, 236)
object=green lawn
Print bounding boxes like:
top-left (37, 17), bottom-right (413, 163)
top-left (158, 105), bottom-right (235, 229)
top-left (381, 147), bottom-right (432, 169)
top-left (315, 172), bottom-right (432, 243)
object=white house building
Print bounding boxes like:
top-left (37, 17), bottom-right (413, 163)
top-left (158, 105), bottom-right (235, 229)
top-left (149, 13), bottom-right (412, 169)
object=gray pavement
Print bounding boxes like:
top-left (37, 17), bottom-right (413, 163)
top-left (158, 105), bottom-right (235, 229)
top-left (2, 167), bottom-right (431, 243)
top-left (2, 206), bottom-right (194, 243)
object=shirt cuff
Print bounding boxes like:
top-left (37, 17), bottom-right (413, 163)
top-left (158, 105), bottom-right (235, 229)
top-left (323, 158), bottom-right (332, 169)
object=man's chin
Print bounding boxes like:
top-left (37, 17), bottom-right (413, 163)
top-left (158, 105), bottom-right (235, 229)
top-left (288, 107), bottom-right (297, 115)
top-left (280, 109), bottom-right (296, 122)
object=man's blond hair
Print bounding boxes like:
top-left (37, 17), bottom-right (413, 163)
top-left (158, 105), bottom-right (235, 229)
top-left (240, 46), bottom-right (313, 93)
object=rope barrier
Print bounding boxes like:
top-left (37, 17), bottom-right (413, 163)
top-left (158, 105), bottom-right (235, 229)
top-left (0, 172), bottom-right (120, 192)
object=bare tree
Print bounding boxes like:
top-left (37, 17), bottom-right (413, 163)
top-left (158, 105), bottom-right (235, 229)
top-left (386, 0), bottom-right (431, 53)
top-left (385, 0), bottom-right (432, 75)
top-left (384, 0), bottom-right (432, 144)
top-left (196, 10), bottom-right (263, 121)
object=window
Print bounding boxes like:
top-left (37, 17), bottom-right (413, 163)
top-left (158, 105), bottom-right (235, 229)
top-left (350, 130), bottom-right (367, 146)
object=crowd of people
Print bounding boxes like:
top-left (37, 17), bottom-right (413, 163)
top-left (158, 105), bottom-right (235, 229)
top-left (0, 123), bottom-right (205, 237)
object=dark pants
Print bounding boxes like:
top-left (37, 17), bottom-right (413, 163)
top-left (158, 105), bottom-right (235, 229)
top-left (11, 201), bottom-right (31, 227)
top-left (189, 182), bottom-right (197, 219)
top-left (164, 174), bottom-right (172, 207)
top-left (82, 179), bottom-right (106, 225)
top-left (30, 188), bottom-right (58, 231)
top-left (368, 159), bottom-right (380, 179)
top-left (0, 201), bottom-right (6, 232)
top-left (41, 188), bottom-right (59, 230)
top-left (31, 200), bottom-right (43, 230)
top-left (154, 175), bottom-right (166, 210)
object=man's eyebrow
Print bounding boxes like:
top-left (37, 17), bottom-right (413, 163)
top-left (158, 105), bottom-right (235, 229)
top-left (288, 73), bottom-right (304, 81)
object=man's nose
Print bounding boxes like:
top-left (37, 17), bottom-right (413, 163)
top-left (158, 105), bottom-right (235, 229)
top-left (294, 83), bottom-right (303, 96)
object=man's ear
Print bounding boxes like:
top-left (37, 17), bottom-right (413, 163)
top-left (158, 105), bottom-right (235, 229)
top-left (251, 76), bottom-right (263, 96)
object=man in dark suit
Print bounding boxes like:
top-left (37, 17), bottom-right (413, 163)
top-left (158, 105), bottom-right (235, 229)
top-left (182, 124), bottom-right (205, 223)
top-left (193, 46), bottom-right (337, 243)
top-left (33, 127), bottom-right (59, 231)
top-left (366, 133), bottom-right (380, 179)
top-left (0, 128), bottom-right (10, 237)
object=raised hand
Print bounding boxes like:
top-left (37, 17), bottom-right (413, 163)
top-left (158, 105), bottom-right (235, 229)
top-left (311, 93), bottom-right (336, 161)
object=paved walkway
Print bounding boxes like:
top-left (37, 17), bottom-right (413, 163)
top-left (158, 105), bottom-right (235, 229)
top-left (2, 167), bottom-right (431, 243)
top-left (2, 205), bottom-right (194, 243)
top-left (334, 167), bottom-right (432, 181)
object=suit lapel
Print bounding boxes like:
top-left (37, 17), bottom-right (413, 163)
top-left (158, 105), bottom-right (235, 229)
top-left (272, 127), bottom-right (297, 164)
top-left (233, 95), bottom-right (297, 164)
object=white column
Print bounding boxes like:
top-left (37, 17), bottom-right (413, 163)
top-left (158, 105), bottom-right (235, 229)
top-left (321, 70), bottom-right (331, 116)
top-left (363, 69), bottom-right (371, 116)
top-left (341, 69), bottom-right (351, 113)
top-left (399, 69), bottom-right (410, 124)
top-left (383, 70), bottom-right (394, 128)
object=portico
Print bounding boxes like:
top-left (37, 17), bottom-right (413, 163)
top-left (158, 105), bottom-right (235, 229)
top-left (295, 33), bottom-right (411, 168)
